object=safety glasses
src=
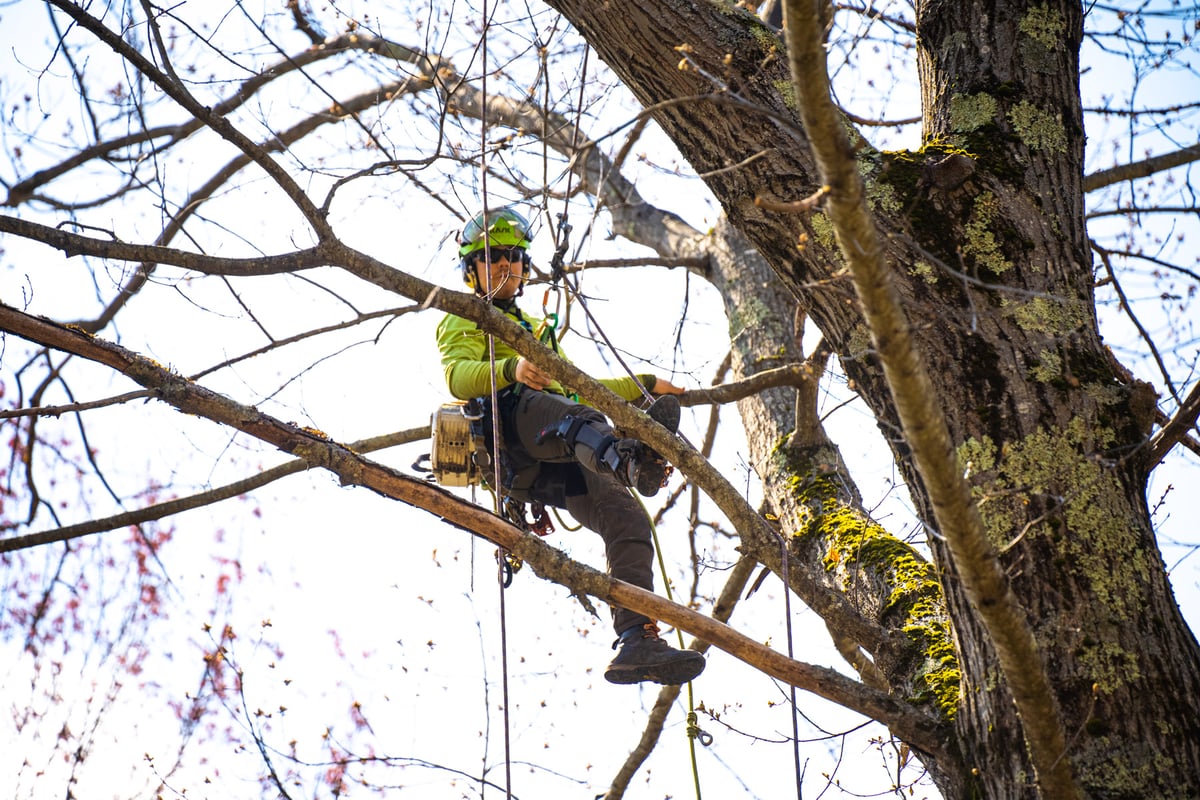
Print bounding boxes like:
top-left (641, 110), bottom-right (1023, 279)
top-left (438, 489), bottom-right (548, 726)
top-left (475, 246), bottom-right (526, 264)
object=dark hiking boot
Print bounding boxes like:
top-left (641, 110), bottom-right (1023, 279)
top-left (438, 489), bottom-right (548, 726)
top-left (627, 395), bottom-right (680, 497)
top-left (643, 393), bottom-right (681, 435)
top-left (608, 438), bottom-right (668, 498)
top-left (604, 622), bottom-right (706, 685)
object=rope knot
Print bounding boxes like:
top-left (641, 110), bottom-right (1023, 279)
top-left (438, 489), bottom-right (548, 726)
top-left (686, 710), bottom-right (714, 747)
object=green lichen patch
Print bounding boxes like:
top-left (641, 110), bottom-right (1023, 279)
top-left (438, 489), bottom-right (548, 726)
top-left (845, 324), bottom-right (873, 361)
top-left (962, 192), bottom-right (1013, 275)
top-left (869, 180), bottom-right (902, 214)
top-left (1008, 100), bottom-right (1067, 153)
top-left (1078, 639), bottom-right (1142, 693)
top-left (869, 144), bottom-right (981, 260)
top-left (950, 93), bottom-right (999, 134)
top-left (957, 419), bottom-right (1152, 621)
top-left (958, 435), bottom-right (998, 476)
top-left (773, 78), bottom-right (798, 113)
top-left (1019, 5), bottom-right (1066, 50)
top-left (909, 261), bottom-right (938, 285)
top-left (1083, 381), bottom-right (1124, 407)
top-left (809, 211), bottom-right (837, 249)
top-left (750, 24), bottom-right (782, 54)
top-left (727, 294), bottom-right (775, 340)
top-left (1002, 295), bottom-right (1088, 336)
top-left (1075, 738), bottom-right (1176, 796)
top-left (1029, 349), bottom-right (1063, 383)
top-left (857, 156), bottom-right (903, 214)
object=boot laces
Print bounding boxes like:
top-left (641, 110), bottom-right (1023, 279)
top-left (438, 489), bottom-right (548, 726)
top-left (613, 621), bottom-right (664, 650)
top-left (638, 622), bottom-right (662, 640)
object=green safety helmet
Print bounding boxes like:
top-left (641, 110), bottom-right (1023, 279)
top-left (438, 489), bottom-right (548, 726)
top-left (457, 206), bottom-right (532, 258)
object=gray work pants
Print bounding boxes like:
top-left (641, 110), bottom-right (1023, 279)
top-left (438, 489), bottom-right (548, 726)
top-left (498, 389), bottom-right (654, 635)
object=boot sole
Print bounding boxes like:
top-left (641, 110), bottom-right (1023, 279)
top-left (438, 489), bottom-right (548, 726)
top-left (635, 395), bottom-right (680, 497)
top-left (604, 653), bottom-right (706, 686)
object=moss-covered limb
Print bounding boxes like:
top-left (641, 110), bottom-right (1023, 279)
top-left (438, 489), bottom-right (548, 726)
top-left (773, 443), bottom-right (961, 722)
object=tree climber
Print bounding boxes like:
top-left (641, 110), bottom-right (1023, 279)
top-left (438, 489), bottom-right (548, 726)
top-left (436, 205), bottom-right (706, 686)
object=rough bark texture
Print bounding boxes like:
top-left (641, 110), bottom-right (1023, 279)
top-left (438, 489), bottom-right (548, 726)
top-left (546, 0), bottom-right (1200, 796)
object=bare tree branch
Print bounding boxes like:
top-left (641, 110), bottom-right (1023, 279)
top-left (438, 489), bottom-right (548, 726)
top-left (0, 214), bottom-right (327, 275)
top-left (0, 428), bottom-right (428, 554)
top-left (1148, 381), bottom-right (1200, 468)
top-left (48, 0), bottom-right (336, 242)
top-left (1084, 142), bottom-right (1200, 193)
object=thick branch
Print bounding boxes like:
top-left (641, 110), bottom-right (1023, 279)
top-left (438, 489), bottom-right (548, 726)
top-left (0, 301), bottom-right (947, 754)
top-left (677, 363), bottom-right (817, 407)
top-left (0, 215), bottom-right (326, 275)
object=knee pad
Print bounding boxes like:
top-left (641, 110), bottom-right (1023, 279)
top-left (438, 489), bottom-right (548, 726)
top-left (536, 415), bottom-right (622, 472)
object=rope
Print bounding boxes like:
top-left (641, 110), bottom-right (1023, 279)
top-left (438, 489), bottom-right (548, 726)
top-left (639, 495), bottom-right (708, 800)
top-left (472, 29), bottom-right (685, 799)
top-left (547, 44), bottom-right (589, 287)
top-left (778, 532), bottom-right (803, 800)
top-left (549, 506), bottom-right (583, 532)
top-left (477, 6), bottom-right (514, 798)
top-left (532, 39), bottom-right (677, 411)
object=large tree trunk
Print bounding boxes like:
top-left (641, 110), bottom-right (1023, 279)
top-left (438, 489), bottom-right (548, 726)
top-left (906, 1), bottom-right (1200, 795)
top-left (548, 0), bottom-right (1200, 795)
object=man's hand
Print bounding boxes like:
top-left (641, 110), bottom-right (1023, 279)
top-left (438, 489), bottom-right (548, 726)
top-left (515, 357), bottom-right (554, 390)
top-left (652, 377), bottom-right (685, 395)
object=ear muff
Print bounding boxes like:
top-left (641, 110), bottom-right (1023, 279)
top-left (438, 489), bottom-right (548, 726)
top-left (460, 257), bottom-right (478, 290)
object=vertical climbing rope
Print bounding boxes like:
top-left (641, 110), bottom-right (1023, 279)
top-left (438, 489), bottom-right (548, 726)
top-left (640, 497), bottom-right (708, 800)
top-left (779, 533), bottom-right (804, 800)
top-left (477, 5), bottom-right (513, 798)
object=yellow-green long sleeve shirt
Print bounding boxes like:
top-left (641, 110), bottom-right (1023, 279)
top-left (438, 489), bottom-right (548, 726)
top-left (435, 305), bottom-right (652, 402)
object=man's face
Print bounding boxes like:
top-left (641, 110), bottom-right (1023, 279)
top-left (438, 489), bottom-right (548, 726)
top-left (472, 247), bottom-right (526, 299)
